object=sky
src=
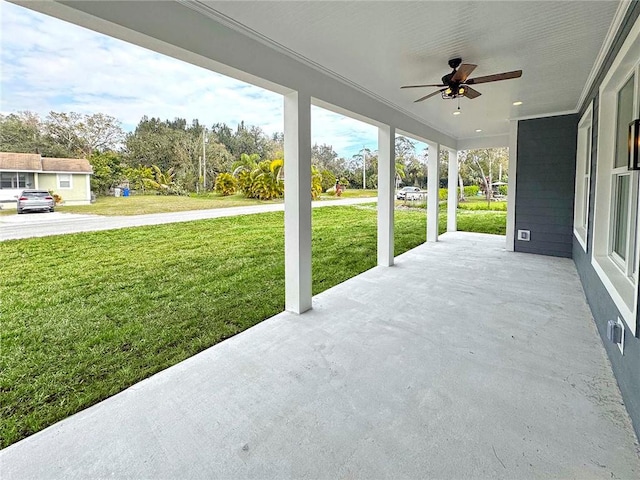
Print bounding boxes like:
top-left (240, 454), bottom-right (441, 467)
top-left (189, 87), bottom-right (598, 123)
top-left (0, 1), bottom-right (382, 159)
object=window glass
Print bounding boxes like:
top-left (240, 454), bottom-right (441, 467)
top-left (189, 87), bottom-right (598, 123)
top-left (583, 177), bottom-right (589, 227)
top-left (612, 174), bottom-right (630, 259)
top-left (0, 172), bottom-right (15, 189)
top-left (585, 126), bottom-right (592, 175)
top-left (615, 75), bottom-right (634, 168)
top-left (59, 174), bottom-right (71, 188)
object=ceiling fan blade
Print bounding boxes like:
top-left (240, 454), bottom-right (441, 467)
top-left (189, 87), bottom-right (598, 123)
top-left (451, 64), bottom-right (477, 82)
top-left (401, 84), bottom-right (446, 89)
top-left (466, 70), bottom-right (522, 85)
top-left (463, 86), bottom-right (482, 99)
top-left (414, 89), bottom-right (446, 103)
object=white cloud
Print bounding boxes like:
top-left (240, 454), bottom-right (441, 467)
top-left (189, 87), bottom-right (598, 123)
top-left (0, 1), bottom-right (379, 158)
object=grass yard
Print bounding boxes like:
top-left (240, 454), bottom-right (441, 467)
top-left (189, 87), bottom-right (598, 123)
top-left (0, 205), bottom-right (505, 447)
top-left (0, 205), bottom-right (423, 447)
top-left (56, 193), bottom-right (281, 216)
top-left (457, 196), bottom-right (507, 211)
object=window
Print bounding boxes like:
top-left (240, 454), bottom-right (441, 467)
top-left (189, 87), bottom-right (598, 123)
top-left (58, 174), bottom-right (72, 189)
top-left (592, 21), bottom-right (640, 336)
top-left (0, 172), bottom-right (34, 189)
top-left (574, 104), bottom-right (592, 251)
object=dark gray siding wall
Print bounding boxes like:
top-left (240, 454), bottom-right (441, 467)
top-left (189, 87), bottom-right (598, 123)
top-left (514, 115), bottom-right (578, 257)
top-left (573, 93), bottom-right (640, 439)
top-left (570, 1), bottom-right (640, 440)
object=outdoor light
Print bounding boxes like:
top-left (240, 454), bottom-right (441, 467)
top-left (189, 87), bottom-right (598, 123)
top-left (629, 119), bottom-right (640, 170)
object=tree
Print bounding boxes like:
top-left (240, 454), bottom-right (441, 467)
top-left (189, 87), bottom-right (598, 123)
top-left (246, 159), bottom-right (284, 200)
top-left (458, 148), bottom-right (509, 202)
top-left (214, 173), bottom-right (237, 196)
top-left (144, 165), bottom-right (182, 195)
top-left (232, 153), bottom-right (260, 194)
top-left (88, 151), bottom-right (125, 195)
top-left (0, 112), bottom-right (43, 153)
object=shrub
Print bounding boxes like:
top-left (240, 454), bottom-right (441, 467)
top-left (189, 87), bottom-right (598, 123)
top-left (463, 185), bottom-right (480, 197)
top-left (247, 159), bottom-right (284, 200)
top-left (311, 166), bottom-right (323, 200)
top-left (498, 184), bottom-right (508, 196)
top-left (214, 173), bottom-right (237, 196)
top-left (439, 188), bottom-right (448, 201)
top-left (319, 169), bottom-right (336, 193)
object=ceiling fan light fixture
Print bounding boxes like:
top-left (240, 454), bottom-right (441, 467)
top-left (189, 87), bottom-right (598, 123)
top-left (458, 87), bottom-right (465, 95)
top-left (445, 87), bottom-right (452, 95)
top-left (453, 111), bottom-right (461, 116)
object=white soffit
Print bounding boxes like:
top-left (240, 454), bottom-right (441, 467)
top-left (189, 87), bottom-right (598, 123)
top-left (203, 0), bottom-right (620, 140)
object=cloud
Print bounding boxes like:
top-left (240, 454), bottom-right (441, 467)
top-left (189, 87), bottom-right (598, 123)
top-left (0, 1), bottom-right (379, 158)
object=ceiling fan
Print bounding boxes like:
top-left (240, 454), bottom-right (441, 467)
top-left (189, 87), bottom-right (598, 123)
top-left (401, 58), bottom-right (522, 103)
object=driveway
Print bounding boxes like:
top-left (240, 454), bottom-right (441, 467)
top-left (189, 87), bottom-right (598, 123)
top-left (0, 197), bottom-right (378, 241)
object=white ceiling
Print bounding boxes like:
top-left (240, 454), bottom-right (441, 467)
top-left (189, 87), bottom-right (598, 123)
top-left (205, 1), bottom-right (620, 141)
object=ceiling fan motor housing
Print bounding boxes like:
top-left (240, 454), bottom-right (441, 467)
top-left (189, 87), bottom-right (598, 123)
top-left (448, 57), bottom-right (462, 69)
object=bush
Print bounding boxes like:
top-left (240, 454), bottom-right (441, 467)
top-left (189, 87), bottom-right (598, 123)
top-left (439, 188), bottom-right (448, 201)
top-left (463, 185), bottom-right (480, 197)
top-left (498, 184), bottom-right (508, 196)
top-left (214, 173), bottom-right (237, 196)
top-left (319, 169), bottom-right (336, 193)
top-left (312, 166), bottom-right (323, 200)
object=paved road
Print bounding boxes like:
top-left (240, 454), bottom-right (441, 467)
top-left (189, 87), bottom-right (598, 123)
top-left (0, 197), bottom-right (378, 241)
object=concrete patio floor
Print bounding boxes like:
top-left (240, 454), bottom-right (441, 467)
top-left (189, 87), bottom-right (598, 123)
top-left (1, 232), bottom-right (638, 479)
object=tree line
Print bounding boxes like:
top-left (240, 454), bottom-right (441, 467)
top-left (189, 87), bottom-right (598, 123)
top-left (0, 111), bottom-right (508, 198)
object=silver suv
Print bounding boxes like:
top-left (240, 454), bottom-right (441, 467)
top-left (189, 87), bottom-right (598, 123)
top-left (17, 190), bottom-right (55, 214)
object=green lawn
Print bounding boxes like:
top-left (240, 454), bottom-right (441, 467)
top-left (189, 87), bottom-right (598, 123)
top-left (457, 196), bottom-right (507, 211)
top-left (0, 205), bottom-right (504, 447)
top-left (56, 193), bottom-right (282, 216)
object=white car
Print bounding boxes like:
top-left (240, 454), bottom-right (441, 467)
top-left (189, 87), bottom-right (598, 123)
top-left (396, 186), bottom-right (424, 200)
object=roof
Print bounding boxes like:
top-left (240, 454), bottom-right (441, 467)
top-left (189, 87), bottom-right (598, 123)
top-left (0, 153), bottom-right (92, 174)
top-left (41, 157), bottom-right (93, 173)
top-left (0, 153), bottom-right (42, 171)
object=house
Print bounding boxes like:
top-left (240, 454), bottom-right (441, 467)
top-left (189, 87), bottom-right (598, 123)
top-left (2, 0), bottom-right (639, 475)
top-left (0, 152), bottom-right (93, 205)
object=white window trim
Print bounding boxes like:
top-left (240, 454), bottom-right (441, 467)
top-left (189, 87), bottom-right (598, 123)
top-left (592, 16), bottom-right (640, 336)
top-left (574, 102), bottom-right (593, 252)
top-left (57, 173), bottom-right (73, 190)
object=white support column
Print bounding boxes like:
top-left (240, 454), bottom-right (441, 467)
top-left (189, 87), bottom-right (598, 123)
top-left (284, 91), bottom-right (312, 314)
top-left (427, 141), bottom-right (440, 242)
top-left (447, 148), bottom-right (458, 232)
top-left (506, 120), bottom-right (518, 252)
top-left (377, 125), bottom-right (395, 266)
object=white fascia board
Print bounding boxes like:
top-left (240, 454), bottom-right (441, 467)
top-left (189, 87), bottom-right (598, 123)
top-left (41, 171), bottom-right (92, 175)
top-left (0, 169), bottom-right (41, 173)
top-left (21, 0), bottom-right (456, 148)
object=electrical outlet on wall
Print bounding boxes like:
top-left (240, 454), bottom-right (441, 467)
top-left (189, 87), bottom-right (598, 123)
top-left (517, 230), bottom-right (530, 241)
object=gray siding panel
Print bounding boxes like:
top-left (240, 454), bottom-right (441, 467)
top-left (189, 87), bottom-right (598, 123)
top-left (515, 114), bottom-right (578, 258)
top-left (574, 67), bottom-right (640, 438)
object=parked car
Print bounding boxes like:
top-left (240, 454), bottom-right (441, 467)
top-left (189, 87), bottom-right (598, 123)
top-left (396, 186), bottom-right (424, 200)
top-left (16, 190), bottom-right (55, 214)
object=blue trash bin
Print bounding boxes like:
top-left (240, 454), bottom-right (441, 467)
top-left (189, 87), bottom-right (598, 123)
top-left (123, 187), bottom-right (130, 197)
